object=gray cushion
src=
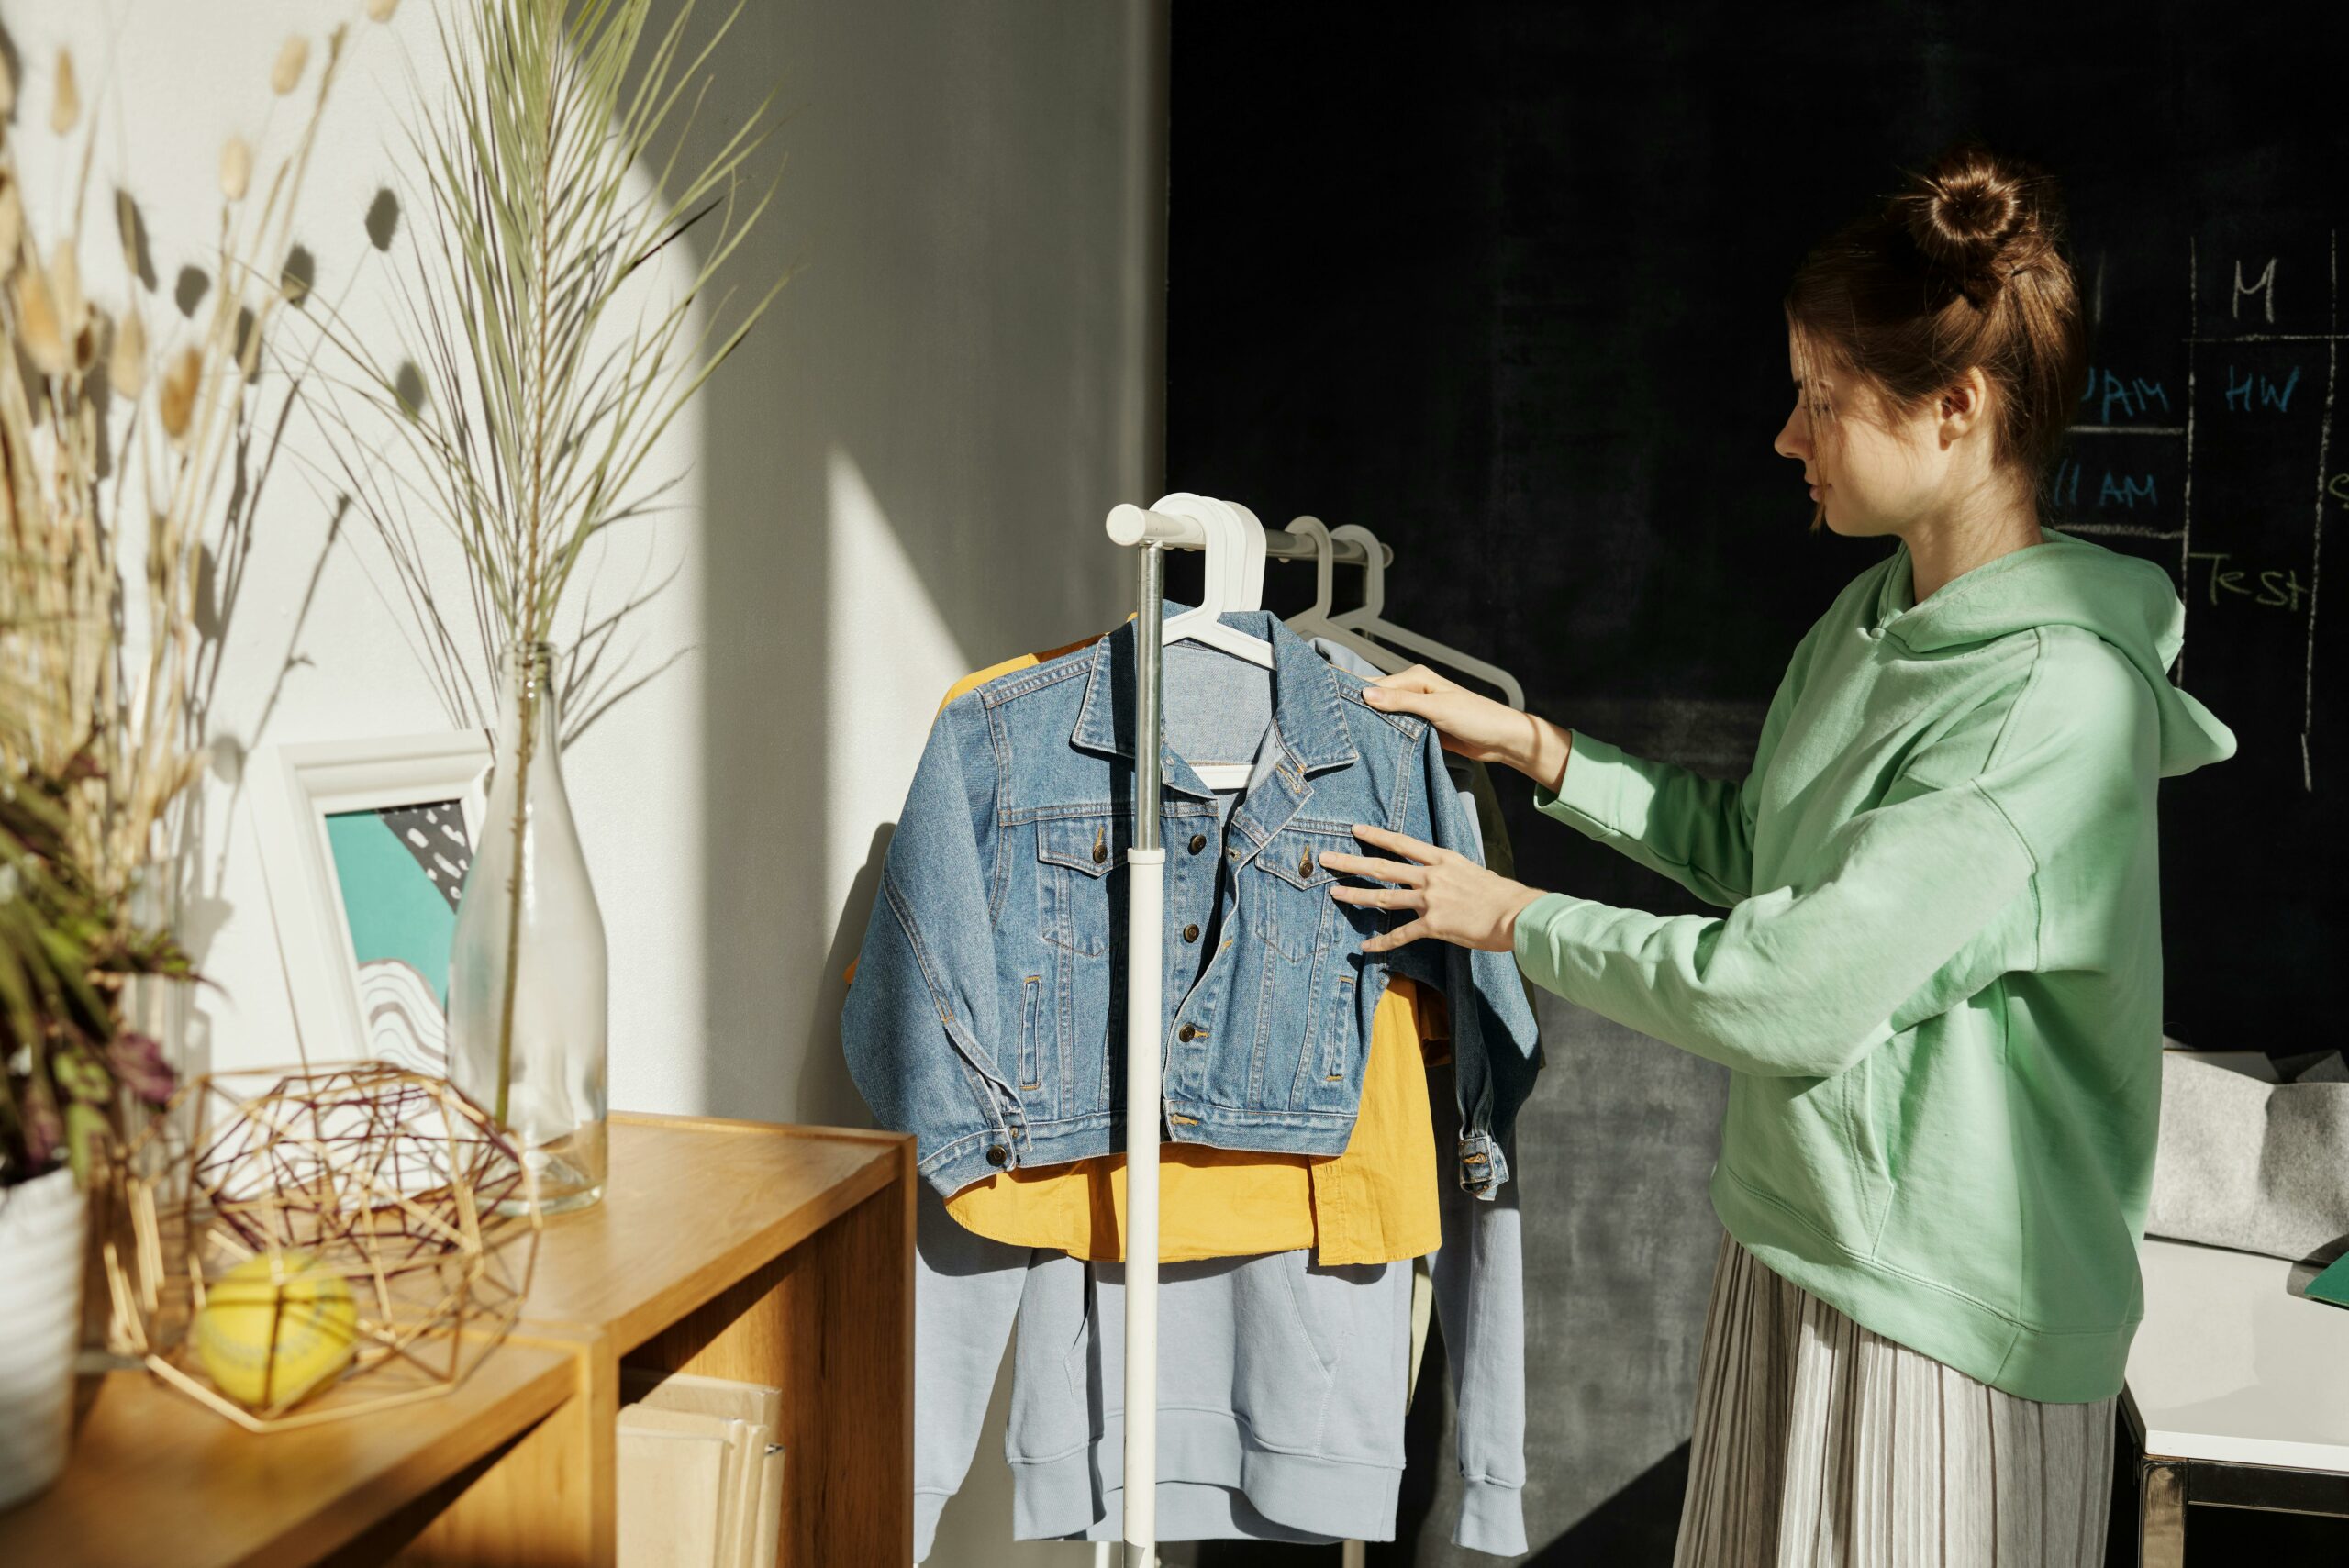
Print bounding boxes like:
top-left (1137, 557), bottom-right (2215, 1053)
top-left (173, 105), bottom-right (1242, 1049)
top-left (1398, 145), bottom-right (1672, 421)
top-left (2145, 1045), bottom-right (2349, 1261)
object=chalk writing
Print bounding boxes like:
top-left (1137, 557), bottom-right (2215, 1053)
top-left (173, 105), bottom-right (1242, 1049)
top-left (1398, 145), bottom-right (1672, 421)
top-left (2223, 365), bottom-right (2302, 412)
top-left (2186, 550), bottom-right (2310, 610)
top-left (2079, 368), bottom-right (2172, 422)
top-left (2232, 257), bottom-right (2277, 322)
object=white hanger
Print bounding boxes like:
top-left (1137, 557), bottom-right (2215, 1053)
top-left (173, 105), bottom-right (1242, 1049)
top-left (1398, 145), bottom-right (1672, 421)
top-left (1281, 515), bottom-right (1400, 671)
top-left (1153, 494), bottom-right (1270, 789)
top-left (1323, 521), bottom-right (1527, 709)
top-left (1156, 493), bottom-right (1272, 668)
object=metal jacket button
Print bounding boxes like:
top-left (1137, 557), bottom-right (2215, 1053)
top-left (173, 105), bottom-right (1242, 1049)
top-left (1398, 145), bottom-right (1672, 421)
top-left (985, 1144), bottom-right (1008, 1166)
top-left (1177, 1023), bottom-right (1197, 1041)
top-left (1188, 833), bottom-right (1207, 853)
top-left (1183, 923), bottom-right (1200, 942)
top-left (1092, 828), bottom-right (1108, 863)
top-left (1298, 849), bottom-right (1314, 878)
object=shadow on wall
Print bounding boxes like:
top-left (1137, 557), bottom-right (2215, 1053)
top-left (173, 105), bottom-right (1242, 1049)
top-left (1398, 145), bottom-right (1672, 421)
top-left (668, 0), bottom-right (1150, 1137)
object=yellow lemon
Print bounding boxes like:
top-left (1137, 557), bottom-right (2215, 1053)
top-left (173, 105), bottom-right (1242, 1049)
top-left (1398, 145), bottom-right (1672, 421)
top-left (192, 1250), bottom-right (360, 1411)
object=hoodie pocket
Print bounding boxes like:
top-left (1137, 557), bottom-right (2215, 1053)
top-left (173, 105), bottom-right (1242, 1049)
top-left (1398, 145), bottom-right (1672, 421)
top-left (1840, 1055), bottom-right (1893, 1256)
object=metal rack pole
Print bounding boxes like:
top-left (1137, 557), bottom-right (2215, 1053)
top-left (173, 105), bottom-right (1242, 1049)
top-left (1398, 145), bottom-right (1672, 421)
top-left (1124, 538), bottom-right (1167, 1566)
top-left (1099, 501), bottom-right (1380, 1567)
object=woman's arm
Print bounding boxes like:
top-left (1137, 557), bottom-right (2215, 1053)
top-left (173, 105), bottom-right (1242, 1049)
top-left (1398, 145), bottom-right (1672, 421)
top-left (1533, 706), bottom-right (1786, 906)
top-left (1510, 641), bottom-right (2143, 1079)
top-left (1367, 623), bottom-right (1818, 907)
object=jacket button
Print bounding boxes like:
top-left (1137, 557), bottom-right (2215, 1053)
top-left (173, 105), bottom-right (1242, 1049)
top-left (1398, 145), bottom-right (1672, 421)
top-left (1092, 829), bottom-right (1108, 863)
top-left (1188, 833), bottom-right (1207, 853)
top-left (1177, 1023), bottom-right (1197, 1041)
top-left (1183, 923), bottom-right (1200, 942)
top-left (1298, 850), bottom-right (1314, 878)
top-left (985, 1144), bottom-right (1008, 1166)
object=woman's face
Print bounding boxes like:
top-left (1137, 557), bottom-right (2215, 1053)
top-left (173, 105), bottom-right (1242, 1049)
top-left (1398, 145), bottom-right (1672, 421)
top-left (1773, 337), bottom-right (1950, 539)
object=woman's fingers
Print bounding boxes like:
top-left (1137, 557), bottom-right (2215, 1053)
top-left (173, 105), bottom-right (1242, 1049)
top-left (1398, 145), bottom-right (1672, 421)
top-left (1316, 849), bottom-right (1424, 884)
top-left (1357, 678), bottom-right (1532, 772)
top-left (1362, 917), bottom-right (1432, 953)
top-left (1371, 663), bottom-right (1459, 695)
top-left (1330, 883), bottom-right (1422, 909)
top-left (1347, 821), bottom-right (1444, 863)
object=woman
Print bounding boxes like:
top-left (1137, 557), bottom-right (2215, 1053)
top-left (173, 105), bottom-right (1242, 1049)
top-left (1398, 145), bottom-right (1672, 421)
top-left (1316, 140), bottom-right (2237, 1566)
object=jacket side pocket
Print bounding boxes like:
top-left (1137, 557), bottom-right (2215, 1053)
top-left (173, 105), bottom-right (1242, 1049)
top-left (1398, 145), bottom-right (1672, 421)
top-left (1018, 974), bottom-right (1042, 1091)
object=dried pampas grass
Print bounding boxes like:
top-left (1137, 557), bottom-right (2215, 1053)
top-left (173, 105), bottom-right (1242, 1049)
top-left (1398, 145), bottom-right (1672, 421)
top-left (13, 260), bottom-right (70, 377)
top-left (0, 24), bottom-right (349, 922)
top-left (220, 138), bottom-right (251, 202)
top-left (159, 347), bottom-right (200, 439)
top-left (109, 309), bottom-right (148, 398)
top-left (49, 50), bottom-right (78, 135)
top-left (272, 37), bottom-right (310, 95)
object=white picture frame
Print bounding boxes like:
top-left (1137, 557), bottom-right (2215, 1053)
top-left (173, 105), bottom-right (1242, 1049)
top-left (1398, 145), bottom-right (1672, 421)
top-left (251, 731), bottom-right (494, 1072)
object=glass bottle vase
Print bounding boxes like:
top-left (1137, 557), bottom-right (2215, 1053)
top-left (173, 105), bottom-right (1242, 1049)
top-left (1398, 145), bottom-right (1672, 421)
top-left (449, 641), bottom-right (610, 1214)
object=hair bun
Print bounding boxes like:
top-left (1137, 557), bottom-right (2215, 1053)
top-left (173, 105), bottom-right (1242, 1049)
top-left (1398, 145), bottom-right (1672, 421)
top-left (1895, 141), bottom-right (2044, 307)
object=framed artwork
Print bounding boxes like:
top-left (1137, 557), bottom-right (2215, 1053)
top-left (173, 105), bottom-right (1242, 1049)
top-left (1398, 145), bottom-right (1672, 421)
top-left (251, 732), bottom-right (494, 1073)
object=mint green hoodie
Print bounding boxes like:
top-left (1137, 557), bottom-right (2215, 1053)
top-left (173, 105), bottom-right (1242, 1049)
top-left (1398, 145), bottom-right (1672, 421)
top-left (1511, 525), bottom-right (2236, 1402)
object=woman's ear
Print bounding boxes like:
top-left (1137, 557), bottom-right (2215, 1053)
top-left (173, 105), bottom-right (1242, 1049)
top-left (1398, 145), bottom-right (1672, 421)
top-left (1940, 367), bottom-right (1992, 434)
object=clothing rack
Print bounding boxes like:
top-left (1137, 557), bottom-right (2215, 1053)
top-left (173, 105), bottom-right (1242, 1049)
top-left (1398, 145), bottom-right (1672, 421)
top-left (1097, 500), bottom-right (1388, 1566)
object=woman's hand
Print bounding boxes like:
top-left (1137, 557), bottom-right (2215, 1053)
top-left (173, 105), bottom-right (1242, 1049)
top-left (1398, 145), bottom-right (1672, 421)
top-left (1360, 665), bottom-right (1572, 791)
top-left (1319, 822), bottom-right (1552, 954)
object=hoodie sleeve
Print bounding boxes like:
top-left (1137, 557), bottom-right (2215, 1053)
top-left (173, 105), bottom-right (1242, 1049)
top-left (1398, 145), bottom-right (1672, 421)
top-left (1531, 622), bottom-right (1818, 907)
top-left (1510, 633), bottom-right (2134, 1079)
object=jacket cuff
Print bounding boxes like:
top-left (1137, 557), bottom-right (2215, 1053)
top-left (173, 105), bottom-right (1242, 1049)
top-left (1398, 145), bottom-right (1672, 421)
top-left (1453, 1473), bottom-right (1529, 1556)
top-left (1532, 728), bottom-right (1631, 839)
top-left (1456, 1129), bottom-right (1508, 1197)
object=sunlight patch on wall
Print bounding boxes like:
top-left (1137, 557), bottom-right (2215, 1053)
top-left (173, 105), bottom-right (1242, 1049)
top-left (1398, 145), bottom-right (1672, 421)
top-left (826, 444), bottom-right (969, 916)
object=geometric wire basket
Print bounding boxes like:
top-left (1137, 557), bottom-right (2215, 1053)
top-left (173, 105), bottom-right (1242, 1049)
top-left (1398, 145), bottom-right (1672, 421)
top-left (100, 1061), bottom-right (542, 1432)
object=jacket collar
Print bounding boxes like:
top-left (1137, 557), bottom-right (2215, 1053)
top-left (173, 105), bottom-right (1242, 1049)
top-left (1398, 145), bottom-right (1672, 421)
top-left (1070, 604), bottom-right (1363, 792)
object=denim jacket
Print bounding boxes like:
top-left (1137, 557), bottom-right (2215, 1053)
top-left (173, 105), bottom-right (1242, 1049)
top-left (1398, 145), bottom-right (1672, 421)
top-left (842, 604), bottom-right (1542, 1199)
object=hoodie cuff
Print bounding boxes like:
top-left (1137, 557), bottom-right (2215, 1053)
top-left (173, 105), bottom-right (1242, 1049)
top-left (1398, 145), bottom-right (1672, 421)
top-left (1531, 728), bottom-right (1632, 841)
top-left (914, 1489), bottom-right (951, 1562)
top-left (1453, 1473), bottom-right (1530, 1556)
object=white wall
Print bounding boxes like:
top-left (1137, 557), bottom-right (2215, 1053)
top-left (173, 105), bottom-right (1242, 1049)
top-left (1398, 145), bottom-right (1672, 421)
top-left (5, 3), bottom-right (1160, 1563)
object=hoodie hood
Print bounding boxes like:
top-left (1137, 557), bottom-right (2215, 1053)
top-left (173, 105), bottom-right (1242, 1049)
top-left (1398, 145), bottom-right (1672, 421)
top-left (1874, 526), bottom-right (2237, 777)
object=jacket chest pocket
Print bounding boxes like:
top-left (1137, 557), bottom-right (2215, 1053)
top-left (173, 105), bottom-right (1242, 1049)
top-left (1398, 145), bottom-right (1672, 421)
top-left (1035, 813), bottom-right (1125, 956)
top-left (1250, 826), bottom-right (1351, 963)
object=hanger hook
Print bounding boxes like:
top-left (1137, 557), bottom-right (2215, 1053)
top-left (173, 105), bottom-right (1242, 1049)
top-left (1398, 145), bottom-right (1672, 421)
top-left (1330, 522), bottom-right (1385, 617)
top-left (1286, 516), bottom-right (1336, 616)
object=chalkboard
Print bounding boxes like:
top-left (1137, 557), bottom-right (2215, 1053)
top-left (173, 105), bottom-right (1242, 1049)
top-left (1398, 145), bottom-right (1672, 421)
top-left (1166, 0), bottom-right (2349, 1065)
top-left (1166, 4), bottom-right (2349, 1562)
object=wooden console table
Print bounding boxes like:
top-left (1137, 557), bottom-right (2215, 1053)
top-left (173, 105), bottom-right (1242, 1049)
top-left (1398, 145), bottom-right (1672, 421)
top-left (0, 1113), bottom-right (915, 1568)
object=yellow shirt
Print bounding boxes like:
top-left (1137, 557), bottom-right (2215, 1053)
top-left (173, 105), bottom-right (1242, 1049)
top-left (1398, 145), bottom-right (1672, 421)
top-left (845, 636), bottom-right (1446, 1266)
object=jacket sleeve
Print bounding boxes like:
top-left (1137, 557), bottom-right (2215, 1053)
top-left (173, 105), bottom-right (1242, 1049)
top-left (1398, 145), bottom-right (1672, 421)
top-left (1386, 723), bottom-right (1543, 1195)
top-left (841, 690), bottom-right (1022, 1194)
top-left (1531, 621), bottom-right (1818, 907)
top-left (1510, 646), bottom-right (2123, 1080)
top-left (912, 1184), bottom-right (1030, 1562)
top-left (1427, 1059), bottom-right (1528, 1555)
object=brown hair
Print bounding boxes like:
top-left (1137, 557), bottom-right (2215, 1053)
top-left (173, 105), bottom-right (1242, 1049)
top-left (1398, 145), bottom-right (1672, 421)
top-left (1786, 139), bottom-right (2087, 531)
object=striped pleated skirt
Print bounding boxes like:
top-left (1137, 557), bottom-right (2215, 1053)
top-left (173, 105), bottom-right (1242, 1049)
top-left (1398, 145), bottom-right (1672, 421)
top-left (1672, 1229), bottom-right (2117, 1568)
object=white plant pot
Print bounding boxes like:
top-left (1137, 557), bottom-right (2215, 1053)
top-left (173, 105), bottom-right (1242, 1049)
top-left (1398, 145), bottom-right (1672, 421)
top-left (0, 1167), bottom-right (86, 1510)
